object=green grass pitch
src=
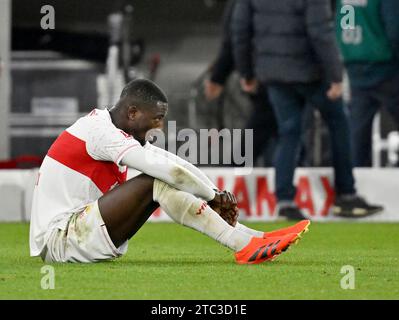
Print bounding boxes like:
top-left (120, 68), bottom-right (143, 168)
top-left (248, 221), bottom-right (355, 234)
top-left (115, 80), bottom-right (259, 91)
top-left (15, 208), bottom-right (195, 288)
top-left (0, 222), bottom-right (398, 300)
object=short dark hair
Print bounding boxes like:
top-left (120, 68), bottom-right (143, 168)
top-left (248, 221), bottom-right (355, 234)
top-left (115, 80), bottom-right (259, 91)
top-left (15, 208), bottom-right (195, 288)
top-left (119, 78), bottom-right (168, 108)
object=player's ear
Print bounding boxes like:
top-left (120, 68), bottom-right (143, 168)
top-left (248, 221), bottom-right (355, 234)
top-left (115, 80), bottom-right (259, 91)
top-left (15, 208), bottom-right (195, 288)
top-left (127, 105), bottom-right (139, 121)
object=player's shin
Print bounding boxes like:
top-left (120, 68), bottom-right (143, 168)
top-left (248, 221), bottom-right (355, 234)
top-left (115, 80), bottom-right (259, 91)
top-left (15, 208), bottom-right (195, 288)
top-left (153, 179), bottom-right (251, 251)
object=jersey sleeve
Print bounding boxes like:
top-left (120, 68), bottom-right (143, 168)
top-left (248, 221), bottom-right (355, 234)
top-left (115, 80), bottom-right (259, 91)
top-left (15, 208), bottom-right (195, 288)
top-left (144, 142), bottom-right (218, 190)
top-left (120, 146), bottom-right (216, 201)
top-left (86, 118), bottom-right (141, 165)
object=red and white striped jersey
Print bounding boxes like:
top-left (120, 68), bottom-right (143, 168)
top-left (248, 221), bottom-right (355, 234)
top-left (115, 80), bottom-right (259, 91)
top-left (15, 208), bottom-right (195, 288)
top-left (30, 108), bottom-right (141, 256)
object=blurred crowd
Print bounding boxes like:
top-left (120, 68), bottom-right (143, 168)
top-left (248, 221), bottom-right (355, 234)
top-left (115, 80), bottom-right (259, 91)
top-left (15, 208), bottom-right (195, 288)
top-left (203, 0), bottom-right (397, 219)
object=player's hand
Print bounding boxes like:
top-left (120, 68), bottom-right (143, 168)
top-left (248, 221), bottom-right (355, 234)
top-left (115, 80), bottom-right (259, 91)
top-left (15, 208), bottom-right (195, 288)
top-left (240, 78), bottom-right (258, 94)
top-left (209, 190), bottom-right (239, 227)
top-left (204, 79), bottom-right (224, 101)
top-left (327, 82), bottom-right (343, 101)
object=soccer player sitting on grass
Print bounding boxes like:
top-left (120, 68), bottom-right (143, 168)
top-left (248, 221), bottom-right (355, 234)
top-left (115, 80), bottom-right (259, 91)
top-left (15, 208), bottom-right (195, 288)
top-left (29, 78), bottom-right (310, 264)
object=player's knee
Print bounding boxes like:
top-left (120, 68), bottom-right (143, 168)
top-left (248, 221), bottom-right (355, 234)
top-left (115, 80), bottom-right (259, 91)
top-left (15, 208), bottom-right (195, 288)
top-left (278, 118), bottom-right (302, 138)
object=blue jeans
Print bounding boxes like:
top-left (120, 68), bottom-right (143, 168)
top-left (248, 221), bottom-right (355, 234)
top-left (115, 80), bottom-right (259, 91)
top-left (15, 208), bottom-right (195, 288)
top-left (349, 74), bottom-right (399, 167)
top-left (267, 82), bottom-right (356, 201)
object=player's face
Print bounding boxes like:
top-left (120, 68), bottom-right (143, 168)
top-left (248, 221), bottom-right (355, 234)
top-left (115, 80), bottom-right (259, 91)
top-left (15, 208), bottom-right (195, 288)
top-left (132, 104), bottom-right (168, 144)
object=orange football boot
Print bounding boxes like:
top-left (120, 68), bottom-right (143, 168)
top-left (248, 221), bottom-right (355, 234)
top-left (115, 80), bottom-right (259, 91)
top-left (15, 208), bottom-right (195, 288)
top-left (263, 219), bottom-right (310, 240)
top-left (235, 233), bottom-right (298, 265)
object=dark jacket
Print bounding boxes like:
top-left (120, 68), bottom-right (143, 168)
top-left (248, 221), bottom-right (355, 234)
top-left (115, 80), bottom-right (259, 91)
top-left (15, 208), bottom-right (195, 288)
top-left (343, 0), bottom-right (399, 88)
top-left (231, 0), bottom-right (343, 84)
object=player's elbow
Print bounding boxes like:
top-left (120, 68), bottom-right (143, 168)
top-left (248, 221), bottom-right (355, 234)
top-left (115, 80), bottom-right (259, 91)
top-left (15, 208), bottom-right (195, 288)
top-left (170, 165), bottom-right (187, 185)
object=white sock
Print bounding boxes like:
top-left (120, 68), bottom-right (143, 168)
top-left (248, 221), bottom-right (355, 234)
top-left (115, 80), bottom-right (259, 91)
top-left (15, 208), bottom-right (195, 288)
top-left (235, 222), bottom-right (264, 238)
top-left (153, 179), bottom-right (251, 251)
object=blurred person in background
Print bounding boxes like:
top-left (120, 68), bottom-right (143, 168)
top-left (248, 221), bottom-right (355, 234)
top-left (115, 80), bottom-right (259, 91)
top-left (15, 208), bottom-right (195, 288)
top-left (231, 0), bottom-right (383, 219)
top-left (204, 0), bottom-right (277, 167)
top-left (336, 0), bottom-right (399, 167)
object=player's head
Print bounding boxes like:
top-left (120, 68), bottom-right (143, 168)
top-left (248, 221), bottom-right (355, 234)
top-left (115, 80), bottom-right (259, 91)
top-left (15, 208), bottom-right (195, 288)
top-left (112, 78), bottom-right (168, 144)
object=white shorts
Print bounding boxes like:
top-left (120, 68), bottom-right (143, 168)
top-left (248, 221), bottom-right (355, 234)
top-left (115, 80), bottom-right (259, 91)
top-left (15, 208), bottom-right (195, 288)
top-left (41, 201), bottom-right (128, 263)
